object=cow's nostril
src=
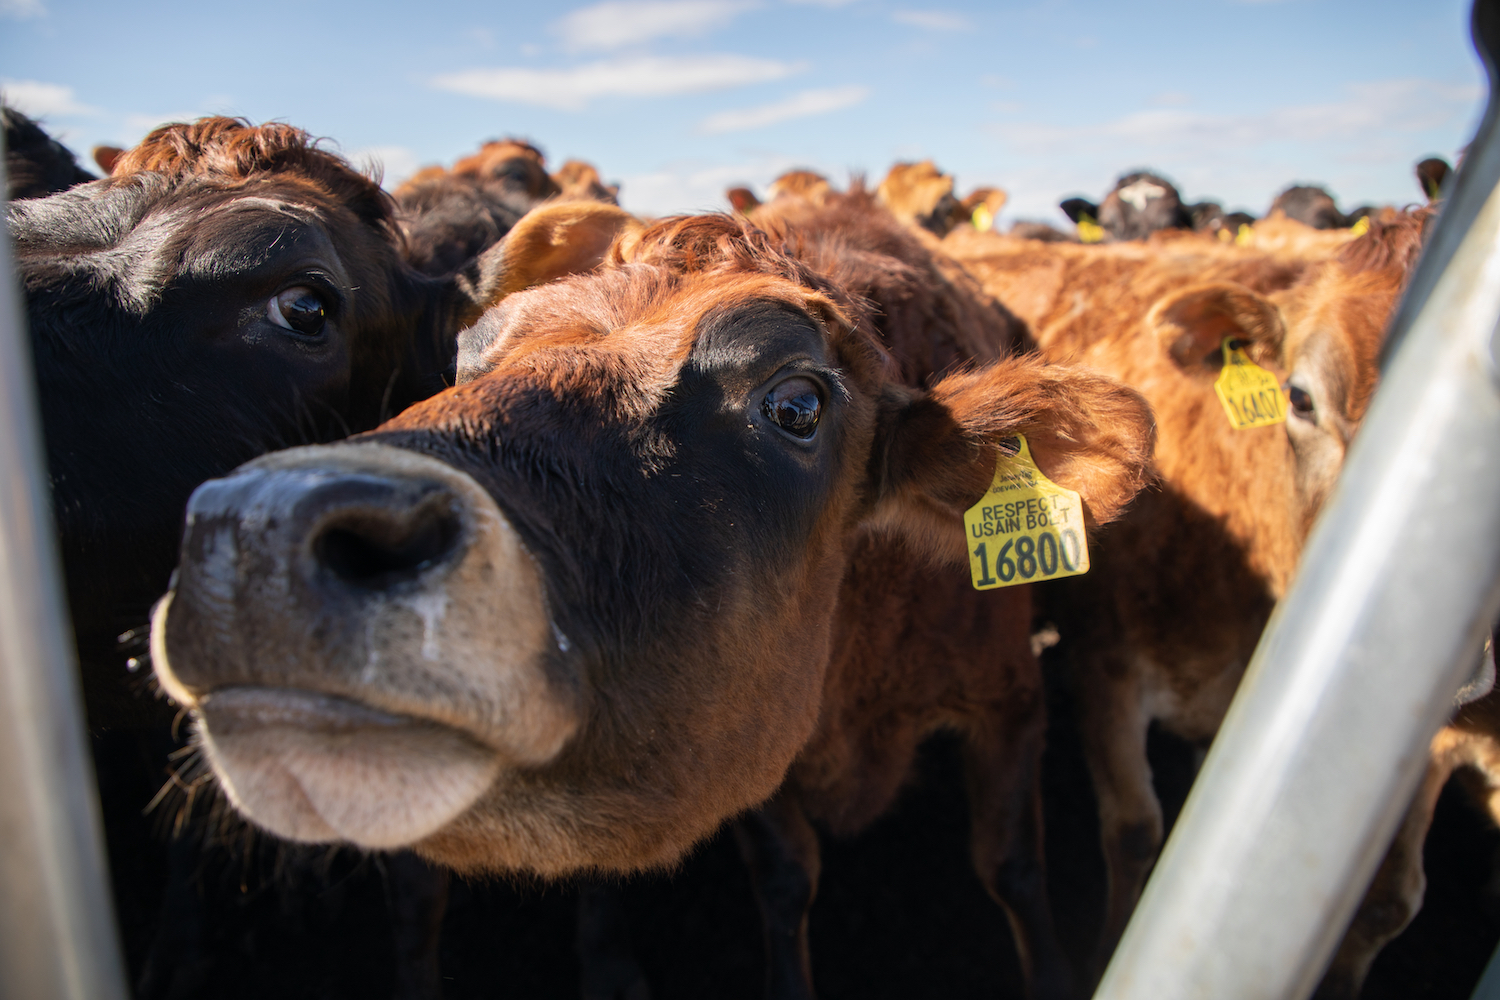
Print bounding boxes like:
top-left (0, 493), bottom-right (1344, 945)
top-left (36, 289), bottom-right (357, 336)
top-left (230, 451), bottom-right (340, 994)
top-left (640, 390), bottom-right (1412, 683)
top-left (314, 501), bottom-right (462, 589)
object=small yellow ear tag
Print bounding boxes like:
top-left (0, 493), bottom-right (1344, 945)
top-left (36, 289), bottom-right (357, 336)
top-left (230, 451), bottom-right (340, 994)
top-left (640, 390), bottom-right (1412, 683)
top-left (1349, 216), bottom-right (1371, 237)
top-left (972, 205), bottom-right (995, 232)
top-left (1077, 217), bottom-right (1105, 244)
top-left (964, 434), bottom-right (1089, 590)
top-left (1214, 338), bottom-right (1287, 430)
top-left (1234, 223), bottom-right (1254, 246)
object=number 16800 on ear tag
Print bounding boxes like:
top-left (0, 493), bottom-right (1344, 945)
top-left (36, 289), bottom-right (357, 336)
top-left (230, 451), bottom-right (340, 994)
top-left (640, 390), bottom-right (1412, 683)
top-left (963, 435), bottom-right (1089, 590)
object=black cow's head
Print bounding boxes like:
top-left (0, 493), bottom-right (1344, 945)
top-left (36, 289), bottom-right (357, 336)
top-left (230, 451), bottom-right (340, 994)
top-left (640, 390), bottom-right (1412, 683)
top-left (12, 117), bottom-right (632, 724)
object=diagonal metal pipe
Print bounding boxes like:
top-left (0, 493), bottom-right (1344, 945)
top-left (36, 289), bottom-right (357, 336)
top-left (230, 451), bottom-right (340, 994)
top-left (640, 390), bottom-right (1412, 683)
top-left (1095, 2), bottom-right (1500, 998)
top-left (0, 152), bottom-right (128, 994)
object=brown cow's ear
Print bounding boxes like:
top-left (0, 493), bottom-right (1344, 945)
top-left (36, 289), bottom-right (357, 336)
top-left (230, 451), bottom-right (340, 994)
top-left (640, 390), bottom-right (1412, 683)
top-left (866, 356), bottom-right (1156, 565)
top-left (452, 202), bottom-right (641, 327)
top-left (1149, 282), bottom-right (1286, 372)
top-left (92, 145), bottom-right (124, 175)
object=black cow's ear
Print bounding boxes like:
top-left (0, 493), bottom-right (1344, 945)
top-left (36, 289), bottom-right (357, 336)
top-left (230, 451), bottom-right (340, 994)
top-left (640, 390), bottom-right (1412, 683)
top-left (865, 357), bottom-right (1155, 564)
top-left (1059, 197), bottom-right (1099, 224)
top-left (1148, 282), bottom-right (1285, 372)
top-left (448, 202), bottom-right (641, 327)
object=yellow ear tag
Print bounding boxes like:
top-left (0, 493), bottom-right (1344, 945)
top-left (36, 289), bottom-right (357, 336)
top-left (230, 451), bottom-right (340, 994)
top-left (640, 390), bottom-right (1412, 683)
top-left (1234, 223), bottom-right (1254, 246)
top-left (964, 434), bottom-right (1089, 590)
top-left (1077, 217), bottom-right (1105, 244)
top-left (972, 205), bottom-right (995, 232)
top-left (1349, 216), bottom-right (1371, 237)
top-left (1214, 338), bottom-right (1287, 430)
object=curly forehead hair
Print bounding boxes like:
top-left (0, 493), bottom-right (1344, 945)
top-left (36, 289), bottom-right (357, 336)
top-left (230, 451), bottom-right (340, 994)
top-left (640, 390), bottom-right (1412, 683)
top-left (613, 213), bottom-right (863, 326)
top-left (109, 116), bottom-right (395, 233)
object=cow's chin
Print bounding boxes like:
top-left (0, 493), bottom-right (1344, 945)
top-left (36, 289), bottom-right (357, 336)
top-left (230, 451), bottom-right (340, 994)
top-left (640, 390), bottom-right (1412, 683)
top-left (197, 686), bottom-right (503, 849)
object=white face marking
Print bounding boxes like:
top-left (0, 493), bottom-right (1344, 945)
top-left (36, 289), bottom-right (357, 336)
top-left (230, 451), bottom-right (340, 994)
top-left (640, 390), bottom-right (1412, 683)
top-left (1118, 179), bottom-right (1168, 213)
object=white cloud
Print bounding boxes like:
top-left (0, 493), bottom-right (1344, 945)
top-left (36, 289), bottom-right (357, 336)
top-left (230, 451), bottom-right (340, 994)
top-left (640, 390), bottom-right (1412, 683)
top-left (0, 0), bottom-right (44, 19)
top-left (122, 112), bottom-right (203, 136)
top-left (988, 79), bottom-right (1481, 157)
top-left (617, 155), bottom-right (840, 216)
top-left (432, 54), bottom-right (803, 110)
top-left (1, 79), bottom-right (98, 117)
top-left (555, 0), bottom-right (757, 51)
top-left (987, 78), bottom-right (1482, 223)
top-left (891, 9), bottom-right (969, 31)
top-left (697, 84), bottom-right (868, 133)
top-left (349, 145), bottom-right (423, 187)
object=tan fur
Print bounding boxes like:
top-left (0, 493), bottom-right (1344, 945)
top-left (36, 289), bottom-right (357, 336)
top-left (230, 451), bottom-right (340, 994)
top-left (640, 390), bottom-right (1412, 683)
top-left (951, 213), bottom-right (1423, 975)
top-left (551, 159), bottom-right (619, 204)
top-left (876, 160), bottom-right (960, 235)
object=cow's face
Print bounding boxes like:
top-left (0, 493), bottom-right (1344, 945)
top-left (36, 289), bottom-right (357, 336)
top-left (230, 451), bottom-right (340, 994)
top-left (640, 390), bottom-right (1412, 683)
top-left (11, 166), bottom-right (557, 664)
top-left (152, 212), bottom-right (1153, 877)
top-left (1149, 258), bottom-right (1401, 538)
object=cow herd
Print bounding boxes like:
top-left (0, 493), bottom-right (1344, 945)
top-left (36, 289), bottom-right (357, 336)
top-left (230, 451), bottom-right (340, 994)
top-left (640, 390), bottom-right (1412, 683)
top-left (2, 101), bottom-right (1494, 999)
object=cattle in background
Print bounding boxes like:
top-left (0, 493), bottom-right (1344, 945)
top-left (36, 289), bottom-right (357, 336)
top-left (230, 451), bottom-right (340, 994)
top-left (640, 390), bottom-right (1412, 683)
top-left (874, 160), bottom-right (1008, 236)
top-left (726, 185), bottom-right (761, 214)
top-left (92, 144), bottom-right (125, 175)
top-left (552, 158), bottom-right (619, 204)
top-left (1266, 183), bottom-right (1375, 231)
top-left (152, 191), bottom-right (1155, 1000)
top-left (1007, 220), bottom-right (1077, 242)
top-left (3, 104), bottom-right (96, 199)
top-left (769, 168), bottom-right (835, 205)
top-left (1188, 201), bottom-right (1257, 242)
top-left (876, 159), bottom-right (960, 234)
top-left (1417, 156), bottom-right (1453, 202)
top-left (1060, 171), bottom-right (1194, 243)
top-left (393, 139), bottom-right (561, 277)
top-left (946, 210), bottom-right (1428, 980)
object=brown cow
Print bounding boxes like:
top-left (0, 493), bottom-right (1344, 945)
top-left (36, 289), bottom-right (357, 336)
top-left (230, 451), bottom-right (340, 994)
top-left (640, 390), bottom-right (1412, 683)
top-left (152, 193), bottom-right (1154, 998)
top-left (947, 210), bottom-right (1427, 978)
top-left (876, 160), bottom-right (960, 235)
top-left (552, 158), bottom-right (620, 204)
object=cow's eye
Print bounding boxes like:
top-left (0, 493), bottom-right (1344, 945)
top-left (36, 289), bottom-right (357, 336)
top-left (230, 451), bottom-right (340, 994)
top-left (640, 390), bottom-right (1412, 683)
top-left (1288, 383), bottom-right (1315, 419)
top-left (267, 286), bottom-right (327, 337)
top-left (762, 377), bottom-right (822, 439)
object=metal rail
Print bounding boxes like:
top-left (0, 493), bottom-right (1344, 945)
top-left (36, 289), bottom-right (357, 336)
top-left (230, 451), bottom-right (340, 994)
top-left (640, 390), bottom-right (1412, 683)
top-left (0, 156), bottom-right (128, 994)
top-left (1095, 2), bottom-right (1500, 998)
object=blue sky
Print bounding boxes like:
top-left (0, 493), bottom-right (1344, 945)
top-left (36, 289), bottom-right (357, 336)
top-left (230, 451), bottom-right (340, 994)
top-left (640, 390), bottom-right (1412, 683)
top-left (1, 0), bottom-right (1485, 226)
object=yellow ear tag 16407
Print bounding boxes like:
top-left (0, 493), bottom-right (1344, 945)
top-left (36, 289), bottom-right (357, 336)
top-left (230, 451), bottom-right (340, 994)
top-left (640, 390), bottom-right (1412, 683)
top-left (1214, 338), bottom-right (1287, 430)
top-left (963, 434), bottom-right (1089, 591)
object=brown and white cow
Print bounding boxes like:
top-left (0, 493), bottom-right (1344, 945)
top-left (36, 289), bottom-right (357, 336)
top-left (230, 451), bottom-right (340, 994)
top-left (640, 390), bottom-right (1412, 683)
top-left (946, 209), bottom-right (1429, 979)
top-left (153, 192), bottom-right (1154, 998)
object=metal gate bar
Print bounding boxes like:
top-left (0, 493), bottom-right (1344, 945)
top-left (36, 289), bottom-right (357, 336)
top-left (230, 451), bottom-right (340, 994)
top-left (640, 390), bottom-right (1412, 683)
top-left (1095, 2), bottom-right (1500, 998)
top-left (0, 157), bottom-right (128, 996)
